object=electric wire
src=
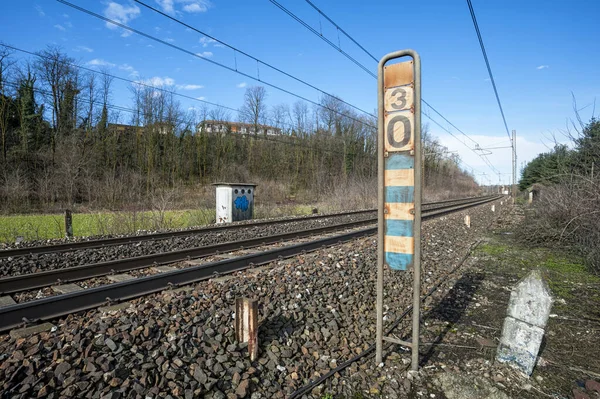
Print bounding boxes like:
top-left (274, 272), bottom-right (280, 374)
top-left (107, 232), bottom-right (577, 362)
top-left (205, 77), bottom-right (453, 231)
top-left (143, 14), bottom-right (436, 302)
top-left (2, 80), bottom-right (373, 159)
top-left (273, 0), bottom-right (503, 180)
top-left (466, 0), bottom-right (511, 141)
top-left (56, 0), bottom-right (376, 130)
top-left (2, 43), bottom-right (377, 157)
top-left (133, 0), bottom-right (375, 119)
top-left (268, 0), bottom-right (377, 79)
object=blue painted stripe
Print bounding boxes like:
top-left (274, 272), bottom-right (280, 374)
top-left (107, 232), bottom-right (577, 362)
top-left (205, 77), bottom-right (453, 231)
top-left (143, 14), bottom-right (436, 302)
top-left (385, 219), bottom-right (414, 237)
top-left (385, 153), bottom-right (414, 170)
top-left (385, 186), bottom-right (414, 203)
top-left (385, 252), bottom-right (414, 271)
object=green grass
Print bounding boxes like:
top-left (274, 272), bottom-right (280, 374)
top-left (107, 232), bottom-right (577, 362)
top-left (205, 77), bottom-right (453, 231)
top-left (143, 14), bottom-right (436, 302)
top-left (0, 204), bottom-right (316, 243)
top-left (477, 243), bottom-right (510, 257)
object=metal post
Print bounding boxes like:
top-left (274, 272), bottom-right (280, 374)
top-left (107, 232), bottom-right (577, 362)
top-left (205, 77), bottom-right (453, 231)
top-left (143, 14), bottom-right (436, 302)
top-left (512, 130), bottom-right (517, 198)
top-left (411, 52), bottom-right (422, 372)
top-left (376, 50), bottom-right (421, 370)
top-left (65, 209), bottom-right (73, 239)
top-left (375, 50), bottom-right (386, 366)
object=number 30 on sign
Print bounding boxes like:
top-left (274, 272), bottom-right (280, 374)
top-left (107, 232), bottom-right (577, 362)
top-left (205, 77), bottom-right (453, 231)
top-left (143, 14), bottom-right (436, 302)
top-left (383, 60), bottom-right (416, 270)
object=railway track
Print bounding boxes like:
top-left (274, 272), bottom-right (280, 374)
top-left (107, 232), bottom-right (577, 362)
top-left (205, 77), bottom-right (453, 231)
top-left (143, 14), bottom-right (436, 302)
top-left (0, 195), bottom-right (498, 259)
top-left (0, 194), bottom-right (502, 332)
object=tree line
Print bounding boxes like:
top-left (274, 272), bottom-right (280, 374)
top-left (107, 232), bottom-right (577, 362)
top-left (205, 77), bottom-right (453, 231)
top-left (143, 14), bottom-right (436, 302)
top-left (0, 45), bottom-right (477, 213)
top-left (518, 116), bottom-right (600, 273)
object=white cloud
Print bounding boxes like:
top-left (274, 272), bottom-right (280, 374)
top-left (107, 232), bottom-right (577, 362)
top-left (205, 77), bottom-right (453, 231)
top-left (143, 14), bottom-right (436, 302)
top-left (65, 21), bottom-right (73, 28)
top-left (195, 51), bottom-right (213, 58)
top-left (199, 36), bottom-right (216, 47)
top-left (35, 5), bottom-right (45, 17)
top-left (63, 13), bottom-right (69, 18)
top-left (156, 0), bottom-right (211, 14)
top-left (74, 45), bottom-right (94, 53)
top-left (138, 76), bottom-right (176, 87)
top-left (119, 63), bottom-right (139, 77)
top-left (54, 24), bottom-right (66, 31)
top-left (237, 82), bottom-right (247, 88)
top-left (103, 2), bottom-right (140, 31)
top-left (164, 38), bottom-right (175, 43)
top-left (183, 3), bottom-right (209, 12)
top-left (536, 65), bottom-right (549, 70)
top-left (176, 84), bottom-right (204, 90)
top-left (196, 96), bottom-right (206, 100)
top-left (86, 59), bottom-right (116, 67)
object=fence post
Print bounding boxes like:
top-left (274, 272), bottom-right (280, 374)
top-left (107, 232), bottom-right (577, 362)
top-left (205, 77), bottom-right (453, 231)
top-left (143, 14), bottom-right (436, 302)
top-left (65, 209), bottom-right (73, 239)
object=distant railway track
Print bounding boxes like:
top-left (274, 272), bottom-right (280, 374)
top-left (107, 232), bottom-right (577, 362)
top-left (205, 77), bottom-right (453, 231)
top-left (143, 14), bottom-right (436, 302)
top-left (0, 195), bottom-right (498, 259)
top-left (0, 194), bottom-right (502, 332)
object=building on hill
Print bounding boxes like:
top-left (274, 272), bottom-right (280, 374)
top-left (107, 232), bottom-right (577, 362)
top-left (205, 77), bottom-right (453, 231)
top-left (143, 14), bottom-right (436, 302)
top-left (196, 120), bottom-right (282, 136)
top-left (107, 122), bottom-right (175, 135)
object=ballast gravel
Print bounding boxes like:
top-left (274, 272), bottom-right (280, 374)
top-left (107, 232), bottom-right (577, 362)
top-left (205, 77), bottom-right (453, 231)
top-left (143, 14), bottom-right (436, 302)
top-left (0, 212), bottom-right (375, 277)
top-left (0, 200), bottom-right (508, 399)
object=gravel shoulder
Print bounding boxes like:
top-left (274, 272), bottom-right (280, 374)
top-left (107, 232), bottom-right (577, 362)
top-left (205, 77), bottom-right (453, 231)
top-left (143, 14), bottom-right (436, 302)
top-left (0, 200), bottom-right (508, 399)
top-left (406, 205), bottom-right (600, 399)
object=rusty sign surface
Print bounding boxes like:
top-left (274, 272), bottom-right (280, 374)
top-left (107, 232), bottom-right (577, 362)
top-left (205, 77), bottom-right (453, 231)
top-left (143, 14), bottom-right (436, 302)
top-left (383, 60), bottom-right (416, 271)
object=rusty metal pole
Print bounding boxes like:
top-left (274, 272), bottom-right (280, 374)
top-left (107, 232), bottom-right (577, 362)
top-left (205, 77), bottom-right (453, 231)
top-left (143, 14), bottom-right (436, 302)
top-left (235, 298), bottom-right (258, 361)
top-left (65, 209), bottom-right (73, 239)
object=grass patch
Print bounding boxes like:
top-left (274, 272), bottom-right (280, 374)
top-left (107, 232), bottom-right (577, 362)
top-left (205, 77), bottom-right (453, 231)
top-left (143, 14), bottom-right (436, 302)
top-left (477, 243), bottom-right (510, 257)
top-left (0, 204), bottom-right (317, 243)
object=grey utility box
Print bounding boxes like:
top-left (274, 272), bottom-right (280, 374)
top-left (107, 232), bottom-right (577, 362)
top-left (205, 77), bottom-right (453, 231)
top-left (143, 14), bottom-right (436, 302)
top-left (213, 183), bottom-right (257, 224)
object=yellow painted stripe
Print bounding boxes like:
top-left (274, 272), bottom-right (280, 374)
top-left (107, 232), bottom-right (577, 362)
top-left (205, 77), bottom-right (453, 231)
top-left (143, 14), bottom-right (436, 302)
top-left (384, 168), bottom-right (414, 187)
top-left (384, 202), bottom-right (414, 220)
top-left (384, 235), bottom-right (415, 255)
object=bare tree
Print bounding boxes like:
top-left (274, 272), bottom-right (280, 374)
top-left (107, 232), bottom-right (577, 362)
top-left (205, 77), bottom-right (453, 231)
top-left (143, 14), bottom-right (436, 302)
top-left (271, 103), bottom-right (290, 133)
top-left (34, 46), bottom-right (77, 150)
top-left (292, 101), bottom-right (309, 136)
top-left (239, 86), bottom-right (267, 135)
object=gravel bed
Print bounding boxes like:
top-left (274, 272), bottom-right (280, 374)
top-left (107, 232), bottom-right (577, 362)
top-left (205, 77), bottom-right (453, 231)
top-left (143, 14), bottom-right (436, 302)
top-left (0, 200), bottom-right (508, 398)
top-left (0, 212), bottom-right (375, 277)
top-left (0, 210), bottom-right (375, 251)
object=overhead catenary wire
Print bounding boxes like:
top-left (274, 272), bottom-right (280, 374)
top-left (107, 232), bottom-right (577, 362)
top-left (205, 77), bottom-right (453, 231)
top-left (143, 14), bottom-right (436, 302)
top-left (132, 0), bottom-right (375, 120)
top-left (56, 0), bottom-right (376, 130)
top-left (465, 0), bottom-right (511, 142)
top-left (2, 79), bottom-right (374, 160)
top-left (2, 42), bottom-right (380, 161)
top-left (2, 79), bottom-right (366, 157)
top-left (0, 43), bottom-right (325, 138)
top-left (269, 0), bottom-right (502, 181)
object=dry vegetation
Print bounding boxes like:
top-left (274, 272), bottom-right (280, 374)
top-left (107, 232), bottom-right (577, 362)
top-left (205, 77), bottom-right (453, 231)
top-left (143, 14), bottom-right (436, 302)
top-left (0, 45), bottom-right (480, 241)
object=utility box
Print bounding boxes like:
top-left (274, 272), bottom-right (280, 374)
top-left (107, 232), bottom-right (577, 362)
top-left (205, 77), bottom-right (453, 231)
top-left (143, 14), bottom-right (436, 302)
top-left (213, 183), bottom-right (256, 224)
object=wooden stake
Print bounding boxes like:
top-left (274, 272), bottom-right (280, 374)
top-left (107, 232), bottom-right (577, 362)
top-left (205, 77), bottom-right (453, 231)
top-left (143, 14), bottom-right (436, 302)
top-left (235, 298), bottom-right (258, 361)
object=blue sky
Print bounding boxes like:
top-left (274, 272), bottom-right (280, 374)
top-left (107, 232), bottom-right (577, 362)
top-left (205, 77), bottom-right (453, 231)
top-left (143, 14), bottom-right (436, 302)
top-left (1, 0), bottom-right (598, 185)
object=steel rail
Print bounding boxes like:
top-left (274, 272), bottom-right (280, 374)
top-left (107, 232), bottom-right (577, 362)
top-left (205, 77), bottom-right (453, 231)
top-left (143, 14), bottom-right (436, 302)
top-left (0, 218), bottom-right (376, 294)
top-left (0, 196), bottom-right (500, 259)
top-left (0, 227), bottom-right (375, 332)
top-left (0, 195), bottom-right (502, 295)
top-left (0, 209), bottom-right (375, 259)
top-left (0, 194), bottom-right (502, 332)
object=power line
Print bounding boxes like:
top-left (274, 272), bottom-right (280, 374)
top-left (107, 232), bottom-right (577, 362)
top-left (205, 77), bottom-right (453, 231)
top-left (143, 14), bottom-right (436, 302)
top-left (465, 0), bottom-right (511, 141)
top-left (2, 43), bottom-right (375, 153)
top-left (133, 0), bottom-right (374, 120)
top-left (268, 0), bottom-right (376, 79)
top-left (3, 79), bottom-right (370, 158)
top-left (56, 0), bottom-right (376, 130)
top-left (304, 0), bottom-right (379, 63)
top-left (270, 0), bottom-right (501, 177)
